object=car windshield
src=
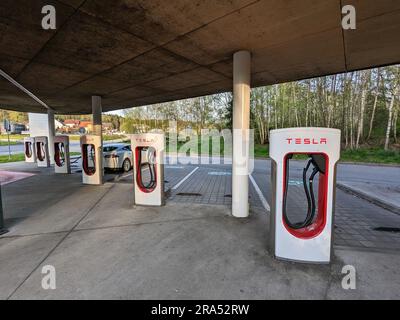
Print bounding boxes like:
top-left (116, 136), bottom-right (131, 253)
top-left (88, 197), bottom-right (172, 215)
top-left (103, 146), bottom-right (118, 152)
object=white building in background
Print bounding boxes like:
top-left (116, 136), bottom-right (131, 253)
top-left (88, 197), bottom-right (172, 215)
top-left (28, 113), bottom-right (60, 165)
top-left (28, 113), bottom-right (49, 137)
top-left (55, 119), bottom-right (63, 130)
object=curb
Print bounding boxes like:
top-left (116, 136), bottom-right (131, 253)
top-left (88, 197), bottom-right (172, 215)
top-left (337, 183), bottom-right (400, 215)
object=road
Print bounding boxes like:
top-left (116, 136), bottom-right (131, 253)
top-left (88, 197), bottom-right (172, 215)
top-left (251, 158), bottom-right (400, 189)
top-left (1, 144), bottom-right (398, 206)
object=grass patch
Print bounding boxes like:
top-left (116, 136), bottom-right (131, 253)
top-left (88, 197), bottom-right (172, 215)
top-left (340, 148), bottom-right (400, 164)
top-left (254, 144), bottom-right (400, 164)
top-left (0, 140), bottom-right (22, 146)
top-left (0, 153), bottom-right (25, 163)
top-left (0, 152), bottom-right (82, 163)
top-left (254, 144), bottom-right (268, 158)
top-left (0, 134), bottom-right (27, 140)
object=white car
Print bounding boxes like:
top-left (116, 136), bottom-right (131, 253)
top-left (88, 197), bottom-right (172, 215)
top-left (103, 143), bottom-right (132, 172)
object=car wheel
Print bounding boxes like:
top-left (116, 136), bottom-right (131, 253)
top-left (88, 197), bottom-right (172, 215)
top-left (122, 158), bottom-right (131, 172)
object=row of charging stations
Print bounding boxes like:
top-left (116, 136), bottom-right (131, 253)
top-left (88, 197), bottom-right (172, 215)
top-left (78, 128), bottom-right (338, 264)
top-left (79, 133), bottom-right (165, 206)
top-left (119, 129), bottom-right (339, 264)
top-left (25, 127), bottom-right (339, 264)
top-left (24, 132), bottom-right (166, 208)
top-left (24, 136), bottom-right (71, 173)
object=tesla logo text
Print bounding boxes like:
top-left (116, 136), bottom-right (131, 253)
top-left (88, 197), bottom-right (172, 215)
top-left (136, 138), bottom-right (155, 143)
top-left (286, 138), bottom-right (327, 145)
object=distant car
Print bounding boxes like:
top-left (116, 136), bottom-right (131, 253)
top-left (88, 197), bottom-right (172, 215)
top-left (103, 143), bottom-right (132, 172)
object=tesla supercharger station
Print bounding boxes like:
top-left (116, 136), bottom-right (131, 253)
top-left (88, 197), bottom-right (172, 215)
top-left (269, 128), bottom-right (340, 263)
top-left (131, 133), bottom-right (165, 206)
top-left (80, 135), bottom-right (103, 185)
top-left (35, 136), bottom-right (50, 167)
top-left (54, 135), bottom-right (71, 174)
top-left (24, 137), bottom-right (36, 163)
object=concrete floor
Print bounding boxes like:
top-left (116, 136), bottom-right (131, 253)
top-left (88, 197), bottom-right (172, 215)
top-left (0, 162), bottom-right (399, 299)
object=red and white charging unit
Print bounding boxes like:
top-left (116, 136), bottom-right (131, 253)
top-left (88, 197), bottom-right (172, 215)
top-left (269, 128), bottom-right (340, 263)
top-left (54, 135), bottom-right (71, 174)
top-left (24, 137), bottom-right (36, 163)
top-left (80, 135), bottom-right (103, 185)
top-left (131, 133), bottom-right (165, 206)
top-left (35, 136), bottom-right (50, 167)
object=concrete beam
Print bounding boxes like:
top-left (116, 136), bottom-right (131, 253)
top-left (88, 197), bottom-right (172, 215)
top-left (0, 1), bottom-right (399, 113)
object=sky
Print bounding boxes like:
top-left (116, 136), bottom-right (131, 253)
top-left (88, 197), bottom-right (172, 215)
top-left (105, 110), bottom-right (125, 117)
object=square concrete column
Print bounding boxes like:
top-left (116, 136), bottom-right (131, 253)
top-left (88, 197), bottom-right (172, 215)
top-left (92, 96), bottom-right (102, 137)
top-left (232, 51), bottom-right (251, 218)
top-left (47, 109), bottom-right (55, 165)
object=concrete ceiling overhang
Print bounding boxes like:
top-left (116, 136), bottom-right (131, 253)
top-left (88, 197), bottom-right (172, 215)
top-left (0, 0), bottom-right (399, 114)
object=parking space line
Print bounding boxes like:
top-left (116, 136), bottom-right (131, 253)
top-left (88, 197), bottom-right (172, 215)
top-left (249, 174), bottom-right (270, 211)
top-left (172, 167), bottom-right (199, 190)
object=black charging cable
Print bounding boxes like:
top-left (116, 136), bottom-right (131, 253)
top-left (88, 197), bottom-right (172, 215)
top-left (137, 148), bottom-right (157, 190)
top-left (54, 143), bottom-right (66, 166)
top-left (25, 142), bottom-right (32, 158)
top-left (282, 154), bottom-right (324, 229)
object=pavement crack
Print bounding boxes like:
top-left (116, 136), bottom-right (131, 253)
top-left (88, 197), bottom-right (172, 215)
top-left (72, 214), bottom-right (229, 233)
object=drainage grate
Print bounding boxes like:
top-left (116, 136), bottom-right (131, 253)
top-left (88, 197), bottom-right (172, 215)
top-left (176, 192), bottom-right (202, 196)
top-left (373, 227), bottom-right (400, 233)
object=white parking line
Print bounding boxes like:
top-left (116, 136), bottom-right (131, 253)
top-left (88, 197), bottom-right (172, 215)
top-left (172, 166), bottom-right (199, 190)
top-left (249, 174), bottom-right (270, 211)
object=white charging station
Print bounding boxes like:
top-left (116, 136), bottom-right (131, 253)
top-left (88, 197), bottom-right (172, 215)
top-left (35, 136), bottom-right (50, 167)
top-left (24, 137), bottom-right (36, 163)
top-left (131, 133), bottom-right (165, 206)
top-left (80, 135), bottom-right (103, 185)
top-left (269, 127), bottom-right (340, 263)
top-left (54, 135), bottom-right (71, 174)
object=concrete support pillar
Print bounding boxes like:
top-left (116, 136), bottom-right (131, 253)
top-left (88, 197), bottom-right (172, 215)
top-left (92, 96), bottom-right (102, 137)
top-left (0, 184), bottom-right (8, 235)
top-left (232, 51), bottom-right (251, 218)
top-left (47, 109), bottom-right (55, 165)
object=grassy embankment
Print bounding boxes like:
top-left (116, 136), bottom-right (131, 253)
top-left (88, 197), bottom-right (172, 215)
top-left (165, 138), bottom-right (400, 165)
top-left (254, 144), bottom-right (400, 164)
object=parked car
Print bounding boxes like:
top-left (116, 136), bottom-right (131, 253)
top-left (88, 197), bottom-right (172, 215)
top-left (103, 143), bottom-right (132, 172)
